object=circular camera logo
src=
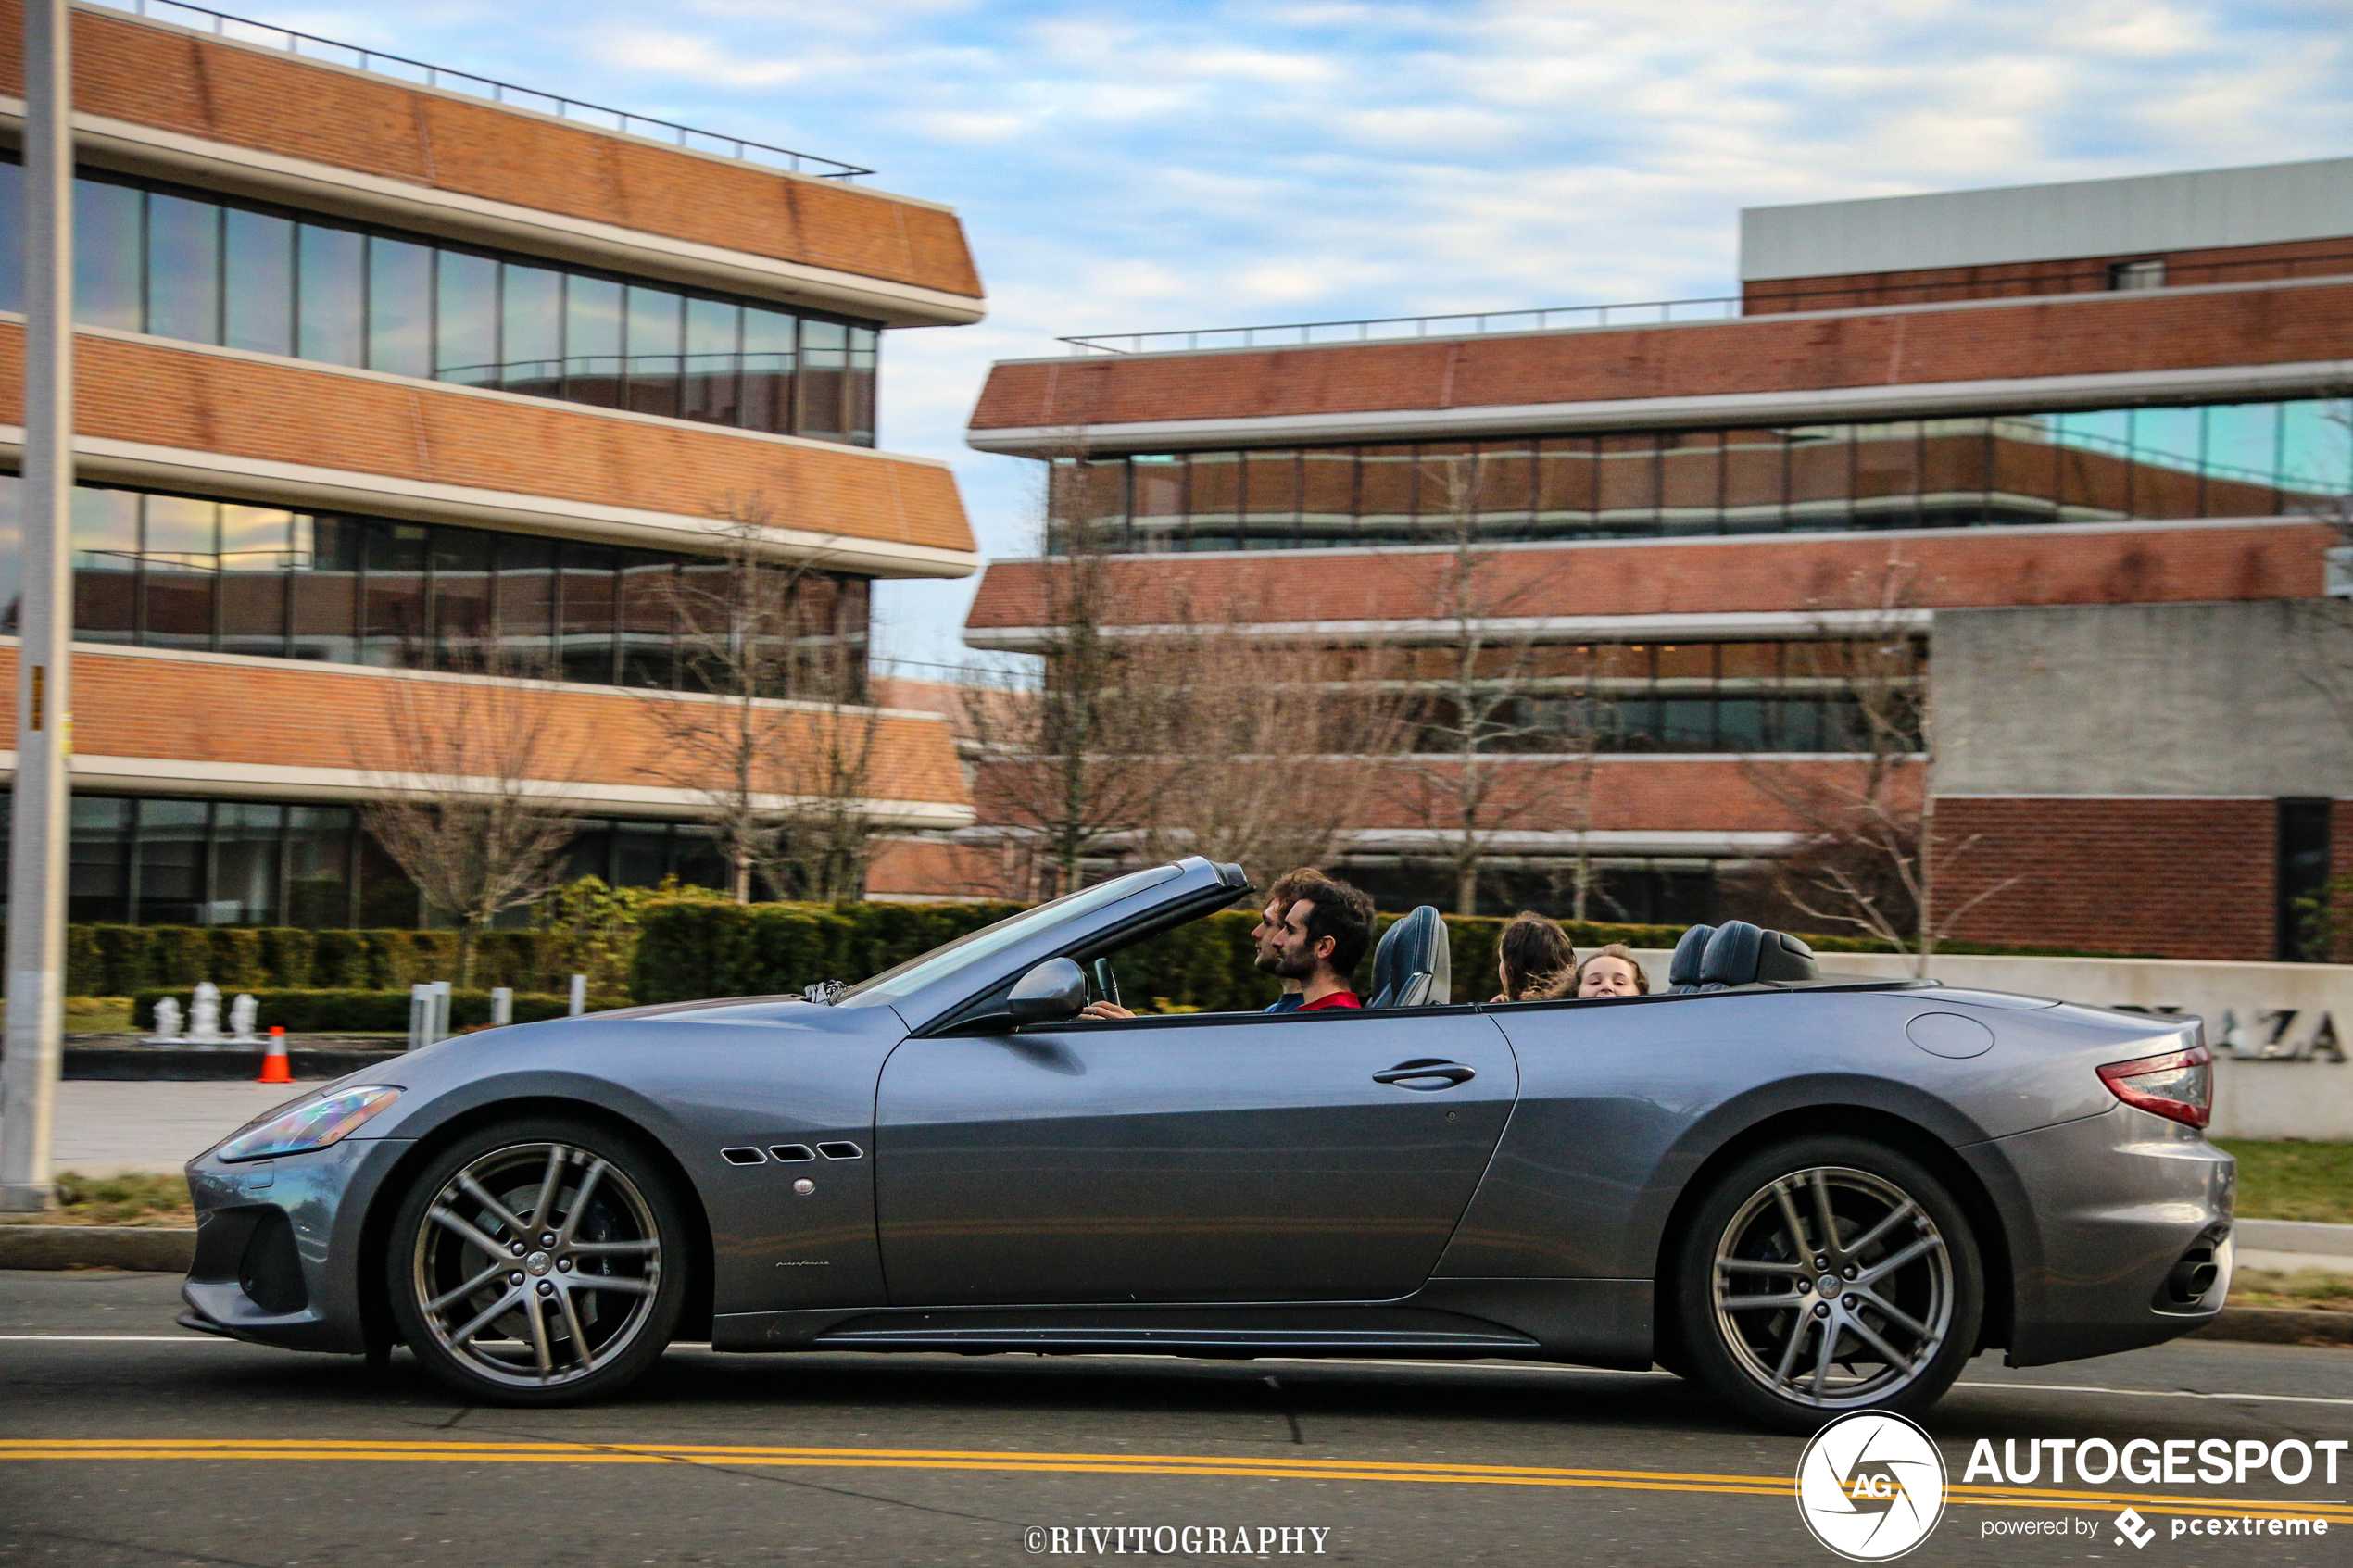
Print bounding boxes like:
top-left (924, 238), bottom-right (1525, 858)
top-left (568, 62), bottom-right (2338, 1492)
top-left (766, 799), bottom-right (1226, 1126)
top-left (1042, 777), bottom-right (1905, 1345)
top-left (1794, 1411), bottom-right (1947, 1561)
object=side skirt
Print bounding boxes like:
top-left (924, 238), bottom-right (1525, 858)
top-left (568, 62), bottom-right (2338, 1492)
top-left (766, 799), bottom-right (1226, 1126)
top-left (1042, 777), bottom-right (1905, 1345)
top-left (711, 1278), bottom-right (1654, 1369)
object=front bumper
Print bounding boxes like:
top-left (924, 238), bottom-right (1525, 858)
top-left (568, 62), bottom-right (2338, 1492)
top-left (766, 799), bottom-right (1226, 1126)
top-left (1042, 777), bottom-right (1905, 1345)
top-left (1965, 1104), bottom-right (2234, 1368)
top-left (180, 1135), bottom-right (413, 1354)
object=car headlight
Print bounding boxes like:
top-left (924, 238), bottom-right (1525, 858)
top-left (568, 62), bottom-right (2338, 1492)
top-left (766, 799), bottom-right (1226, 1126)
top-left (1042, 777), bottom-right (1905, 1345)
top-left (216, 1086), bottom-right (403, 1163)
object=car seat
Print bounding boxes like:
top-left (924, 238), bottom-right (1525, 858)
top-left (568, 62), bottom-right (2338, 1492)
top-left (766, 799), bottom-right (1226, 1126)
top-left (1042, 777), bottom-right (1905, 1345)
top-left (1666, 924), bottom-right (1717, 993)
top-left (1365, 906), bottom-right (1451, 1008)
top-left (1696, 921), bottom-right (1820, 988)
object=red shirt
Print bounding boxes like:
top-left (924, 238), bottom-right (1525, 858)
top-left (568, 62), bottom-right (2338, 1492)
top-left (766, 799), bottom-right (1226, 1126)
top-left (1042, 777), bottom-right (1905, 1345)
top-left (1299, 991), bottom-right (1363, 1011)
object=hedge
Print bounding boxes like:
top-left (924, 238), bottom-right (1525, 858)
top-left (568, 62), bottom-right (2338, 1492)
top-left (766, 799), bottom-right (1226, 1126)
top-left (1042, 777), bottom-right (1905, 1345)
top-left (629, 899), bottom-right (2152, 1010)
top-left (37, 926), bottom-right (617, 999)
top-left (131, 987), bottom-right (629, 1034)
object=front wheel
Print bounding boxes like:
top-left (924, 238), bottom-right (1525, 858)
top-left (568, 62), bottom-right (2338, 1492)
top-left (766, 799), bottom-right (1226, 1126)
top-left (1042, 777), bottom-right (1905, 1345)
top-left (386, 1117), bottom-right (688, 1405)
top-left (1672, 1135), bottom-right (1982, 1432)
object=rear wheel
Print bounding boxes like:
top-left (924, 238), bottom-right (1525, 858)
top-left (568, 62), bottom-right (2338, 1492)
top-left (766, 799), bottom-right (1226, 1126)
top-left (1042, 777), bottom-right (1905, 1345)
top-left (386, 1117), bottom-right (686, 1405)
top-left (1672, 1135), bottom-right (1982, 1432)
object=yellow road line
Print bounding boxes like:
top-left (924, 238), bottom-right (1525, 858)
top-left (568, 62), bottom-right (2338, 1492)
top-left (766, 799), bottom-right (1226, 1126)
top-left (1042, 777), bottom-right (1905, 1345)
top-left (2, 1440), bottom-right (2348, 1523)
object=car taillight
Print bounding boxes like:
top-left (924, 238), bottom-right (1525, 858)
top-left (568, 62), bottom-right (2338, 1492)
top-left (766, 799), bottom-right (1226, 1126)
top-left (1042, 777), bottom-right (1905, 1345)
top-left (2098, 1043), bottom-right (2212, 1128)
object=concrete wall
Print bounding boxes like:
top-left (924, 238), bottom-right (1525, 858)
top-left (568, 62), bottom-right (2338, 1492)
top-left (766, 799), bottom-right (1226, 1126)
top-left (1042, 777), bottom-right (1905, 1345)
top-left (1620, 948), bottom-right (2353, 1140)
top-left (1740, 156), bottom-right (2353, 280)
top-left (1934, 599), bottom-right (2353, 797)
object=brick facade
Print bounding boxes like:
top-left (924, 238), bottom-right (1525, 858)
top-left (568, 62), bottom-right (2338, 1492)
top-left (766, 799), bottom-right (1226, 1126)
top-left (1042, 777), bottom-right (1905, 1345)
top-left (1934, 797), bottom-right (2276, 960)
top-left (969, 280), bottom-right (2353, 434)
top-left (0, 324), bottom-right (975, 558)
top-left (0, 0), bottom-right (983, 302)
top-left (1743, 237), bottom-right (2353, 313)
top-left (966, 522), bottom-right (2331, 633)
top-left (0, 646), bottom-right (970, 818)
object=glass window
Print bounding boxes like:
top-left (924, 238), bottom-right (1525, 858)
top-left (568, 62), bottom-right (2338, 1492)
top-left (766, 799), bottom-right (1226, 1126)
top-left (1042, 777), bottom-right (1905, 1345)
top-left (211, 802), bottom-right (283, 926)
top-left (1784, 427), bottom-right (1854, 531)
top-left (356, 827), bottom-right (419, 927)
top-left (618, 553), bottom-right (677, 689)
top-left (1186, 452), bottom-right (1240, 550)
top-left (431, 528), bottom-right (494, 671)
top-left (145, 192), bottom-right (220, 345)
top-left (564, 274), bottom-right (624, 408)
top-left (559, 543), bottom-right (618, 684)
top-left (361, 521), bottom-right (430, 668)
top-left (740, 306), bottom-right (797, 433)
top-left (613, 821), bottom-right (673, 887)
top-left (501, 262), bottom-right (563, 395)
top-left (289, 515), bottom-right (361, 663)
top-left (682, 296), bottom-right (741, 425)
top-left (134, 799), bottom-right (209, 927)
top-left (1130, 455), bottom-right (1186, 550)
top-left (0, 158), bottom-right (21, 313)
top-left (1657, 432), bottom-right (1720, 536)
top-left (1535, 437), bottom-right (1597, 533)
top-left (798, 318), bottom-right (846, 439)
top-left (141, 495), bottom-right (218, 652)
top-left (296, 223), bottom-right (365, 366)
top-left (284, 805), bottom-right (355, 928)
top-left (494, 534), bottom-right (558, 674)
top-left (1852, 422), bottom-right (1921, 530)
top-left (433, 250), bottom-right (497, 385)
top-left (222, 207), bottom-right (294, 356)
top-left (218, 505), bottom-right (292, 658)
top-left (848, 323), bottom-right (877, 445)
top-left (1241, 450), bottom-right (1300, 549)
top-left (68, 797), bottom-right (132, 925)
top-left (1720, 429), bottom-right (1785, 533)
top-left (1299, 449), bottom-right (1355, 546)
top-left (69, 485), bottom-right (140, 645)
top-left (624, 285), bottom-right (684, 419)
top-left (1596, 435), bottom-right (1660, 534)
top-left (74, 178), bottom-right (144, 331)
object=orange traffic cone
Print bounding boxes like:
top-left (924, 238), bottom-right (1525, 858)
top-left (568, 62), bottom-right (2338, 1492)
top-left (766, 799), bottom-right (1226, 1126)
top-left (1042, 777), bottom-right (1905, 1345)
top-left (257, 1024), bottom-right (292, 1085)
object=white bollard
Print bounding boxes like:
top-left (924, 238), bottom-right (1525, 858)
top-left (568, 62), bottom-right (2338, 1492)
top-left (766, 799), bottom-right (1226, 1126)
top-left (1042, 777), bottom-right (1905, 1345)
top-left (407, 984), bottom-right (430, 1052)
top-left (490, 986), bottom-right (512, 1027)
top-left (569, 974), bottom-right (587, 1017)
top-left (429, 980), bottom-right (452, 1045)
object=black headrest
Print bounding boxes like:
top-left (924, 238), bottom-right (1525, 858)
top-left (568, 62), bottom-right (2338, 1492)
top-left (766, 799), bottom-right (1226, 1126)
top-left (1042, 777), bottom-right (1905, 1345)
top-left (1366, 906), bottom-right (1451, 1008)
top-left (1667, 924), bottom-right (1717, 991)
top-left (1697, 922), bottom-right (1819, 988)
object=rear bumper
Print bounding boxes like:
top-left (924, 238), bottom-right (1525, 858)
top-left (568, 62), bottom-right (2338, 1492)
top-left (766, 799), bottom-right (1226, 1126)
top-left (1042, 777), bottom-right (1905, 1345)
top-left (1965, 1105), bottom-right (2234, 1367)
top-left (180, 1136), bottom-right (411, 1355)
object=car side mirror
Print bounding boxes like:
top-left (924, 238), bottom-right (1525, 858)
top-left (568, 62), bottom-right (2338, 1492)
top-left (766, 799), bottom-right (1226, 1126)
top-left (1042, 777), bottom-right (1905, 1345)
top-left (1007, 958), bottom-right (1088, 1022)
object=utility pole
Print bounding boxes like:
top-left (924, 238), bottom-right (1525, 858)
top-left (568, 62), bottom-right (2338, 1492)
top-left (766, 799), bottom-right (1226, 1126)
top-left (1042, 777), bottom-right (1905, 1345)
top-left (0, 0), bottom-right (75, 1212)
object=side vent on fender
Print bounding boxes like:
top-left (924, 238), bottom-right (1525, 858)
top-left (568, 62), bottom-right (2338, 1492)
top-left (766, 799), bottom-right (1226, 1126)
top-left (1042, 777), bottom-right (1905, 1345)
top-left (719, 1147), bottom-right (768, 1166)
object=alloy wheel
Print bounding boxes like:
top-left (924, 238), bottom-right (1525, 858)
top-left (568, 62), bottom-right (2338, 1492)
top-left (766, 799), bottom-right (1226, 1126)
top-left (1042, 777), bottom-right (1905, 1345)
top-left (408, 1139), bottom-right (664, 1390)
top-left (1710, 1164), bottom-right (1954, 1411)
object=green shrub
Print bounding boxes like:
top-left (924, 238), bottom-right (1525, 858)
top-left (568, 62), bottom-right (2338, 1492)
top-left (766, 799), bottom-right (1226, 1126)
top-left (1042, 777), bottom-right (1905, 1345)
top-left (64, 925), bottom-right (105, 997)
top-left (258, 927), bottom-right (314, 989)
top-left (132, 987), bottom-right (628, 1033)
top-left (150, 927), bottom-right (210, 987)
top-left (89, 925), bottom-right (153, 995)
top-left (206, 928), bottom-right (265, 990)
top-left (631, 899), bottom-right (1025, 1004)
top-left (310, 929), bottom-right (370, 989)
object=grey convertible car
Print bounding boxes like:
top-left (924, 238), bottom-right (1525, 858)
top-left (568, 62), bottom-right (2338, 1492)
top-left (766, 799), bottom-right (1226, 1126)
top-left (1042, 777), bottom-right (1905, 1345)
top-left (180, 857), bottom-right (2232, 1432)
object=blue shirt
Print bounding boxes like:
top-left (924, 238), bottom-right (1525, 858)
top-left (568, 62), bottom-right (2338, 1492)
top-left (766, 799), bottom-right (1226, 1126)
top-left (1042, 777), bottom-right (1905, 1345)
top-left (1263, 993), bottom-right (1304, 1013)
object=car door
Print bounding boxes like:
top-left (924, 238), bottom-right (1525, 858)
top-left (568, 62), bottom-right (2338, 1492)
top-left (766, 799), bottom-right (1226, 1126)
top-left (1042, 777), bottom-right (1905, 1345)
top-left (874, 1006), bottom-right (1518, 1307)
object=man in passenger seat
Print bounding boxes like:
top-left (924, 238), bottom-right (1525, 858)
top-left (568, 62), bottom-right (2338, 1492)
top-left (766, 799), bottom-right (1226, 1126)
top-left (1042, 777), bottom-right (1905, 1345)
top-left (1253, 867), bottom-right (1326, 1012)
top-left (1265, 876), bottom-right (1376, 1012)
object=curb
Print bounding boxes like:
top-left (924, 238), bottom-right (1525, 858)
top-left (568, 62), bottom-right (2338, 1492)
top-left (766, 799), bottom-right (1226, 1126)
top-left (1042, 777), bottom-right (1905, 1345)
top-left (0, 1226), bottom-right (196, 1272)
top-left (2188, 1307), bottom-right (2353, 1348)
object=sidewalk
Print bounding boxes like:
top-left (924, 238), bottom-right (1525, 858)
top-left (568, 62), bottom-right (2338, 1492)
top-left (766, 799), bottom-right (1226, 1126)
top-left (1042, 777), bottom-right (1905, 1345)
top-left (1, 1081), bottom-right (308, 1174)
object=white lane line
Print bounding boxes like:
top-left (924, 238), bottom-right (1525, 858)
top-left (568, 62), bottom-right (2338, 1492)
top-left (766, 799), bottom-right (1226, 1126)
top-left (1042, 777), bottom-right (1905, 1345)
top-left (1955, 1380), bottom-right (2353, 1409)
top-left (0, 1335), bottom-right (228, 1343)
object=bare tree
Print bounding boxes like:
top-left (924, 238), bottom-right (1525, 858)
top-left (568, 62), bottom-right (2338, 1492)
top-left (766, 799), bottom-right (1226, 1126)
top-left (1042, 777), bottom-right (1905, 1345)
top-left (963, 445), bottom-right (1184, 895)
top-left (1734, 557), bottom-right (2015, 973)
top-left (1380, 451), bottom-right (1610, 915)
top-left (1130, 621), bottom-right (1411, 890)
top-left (357, 653), bottom-right (585, 988)
top-left (638, 497), bottom-right (882, 904)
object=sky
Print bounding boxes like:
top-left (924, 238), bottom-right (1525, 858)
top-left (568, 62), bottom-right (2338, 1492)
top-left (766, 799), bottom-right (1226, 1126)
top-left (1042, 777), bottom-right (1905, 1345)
top-left (171, 0), bottom-right (2353, 668)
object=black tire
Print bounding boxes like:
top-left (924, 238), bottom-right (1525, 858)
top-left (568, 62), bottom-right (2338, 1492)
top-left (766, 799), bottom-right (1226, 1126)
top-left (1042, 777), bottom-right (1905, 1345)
top-left (1671, 1135), bottom-right (1982, 1433)
top-left (386, 1116), bottom-right (688, 1406)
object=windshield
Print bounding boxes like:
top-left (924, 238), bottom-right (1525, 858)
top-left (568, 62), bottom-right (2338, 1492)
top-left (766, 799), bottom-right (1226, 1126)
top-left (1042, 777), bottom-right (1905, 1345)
top-left (834, 864), bottom-right (1185, 1009)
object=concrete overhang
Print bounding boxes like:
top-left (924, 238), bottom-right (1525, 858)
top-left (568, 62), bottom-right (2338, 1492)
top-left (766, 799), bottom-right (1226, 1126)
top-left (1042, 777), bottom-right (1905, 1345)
top-left (968, 356), bottom-right (2353, 457)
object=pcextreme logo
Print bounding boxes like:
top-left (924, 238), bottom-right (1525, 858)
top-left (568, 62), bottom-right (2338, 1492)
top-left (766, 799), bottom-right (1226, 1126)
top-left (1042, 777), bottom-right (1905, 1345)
top-left (1795, 1411), bottom-right (1949, 1561)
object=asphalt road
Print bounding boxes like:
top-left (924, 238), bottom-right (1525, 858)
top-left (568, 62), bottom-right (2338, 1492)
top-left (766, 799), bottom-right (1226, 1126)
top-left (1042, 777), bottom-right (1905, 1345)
top-left (3, 1272), bottom-right (2351, 1567)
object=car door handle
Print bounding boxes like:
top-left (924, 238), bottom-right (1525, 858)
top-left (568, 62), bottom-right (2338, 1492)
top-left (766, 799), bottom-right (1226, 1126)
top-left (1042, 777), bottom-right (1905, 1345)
top-left (1374, 1059), bottom-right (1477, 1089)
